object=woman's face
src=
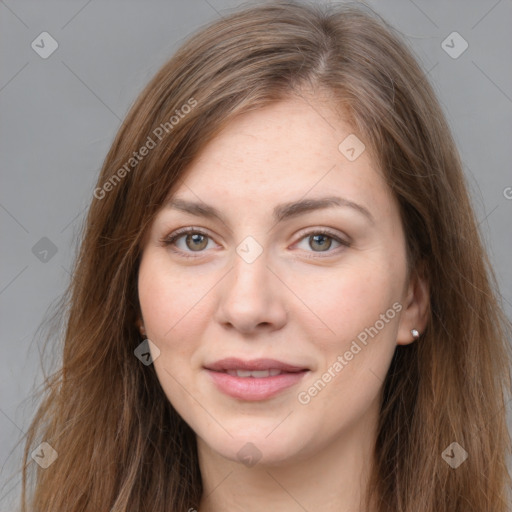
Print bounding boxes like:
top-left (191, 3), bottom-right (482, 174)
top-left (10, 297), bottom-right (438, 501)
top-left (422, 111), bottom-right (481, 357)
top-left (138, 96), bottom-right (419, 466)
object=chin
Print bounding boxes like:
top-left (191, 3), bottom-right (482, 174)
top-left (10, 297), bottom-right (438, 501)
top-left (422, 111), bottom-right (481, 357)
top-left (197, 423), bottom-right (312, 468)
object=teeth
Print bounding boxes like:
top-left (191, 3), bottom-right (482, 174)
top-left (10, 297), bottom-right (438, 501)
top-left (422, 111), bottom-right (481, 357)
top-left (226, 369), bottom-right (283, 378)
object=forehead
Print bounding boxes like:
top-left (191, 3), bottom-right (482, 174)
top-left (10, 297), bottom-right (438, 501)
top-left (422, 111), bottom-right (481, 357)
top-left (167, 97), bottom-right (394, 218)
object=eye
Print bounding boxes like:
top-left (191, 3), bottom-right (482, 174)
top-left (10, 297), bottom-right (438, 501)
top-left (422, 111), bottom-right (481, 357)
top-left (295, 229), bottom-right (350, 255)
top-left (161, 228), bottom-right (216, 258)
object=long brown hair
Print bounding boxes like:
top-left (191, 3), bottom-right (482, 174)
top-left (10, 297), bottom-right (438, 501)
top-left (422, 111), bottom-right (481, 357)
top-left (19, 2), bottom-right (512, 510)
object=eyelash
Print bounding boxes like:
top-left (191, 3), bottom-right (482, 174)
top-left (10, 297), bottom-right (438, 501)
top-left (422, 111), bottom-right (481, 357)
top-left (160, 227), bottom-right (351, 259)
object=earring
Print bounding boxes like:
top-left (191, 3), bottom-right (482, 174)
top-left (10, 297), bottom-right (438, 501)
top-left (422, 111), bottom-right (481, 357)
top-left (411, 329), bottom-right (420, 340)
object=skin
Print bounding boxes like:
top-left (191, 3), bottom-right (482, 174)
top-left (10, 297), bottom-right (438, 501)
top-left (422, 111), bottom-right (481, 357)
top-left (137, 94), bottom-right (429, 512)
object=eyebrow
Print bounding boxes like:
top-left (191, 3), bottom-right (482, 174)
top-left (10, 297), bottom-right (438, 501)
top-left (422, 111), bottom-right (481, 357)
top-left (165, 196), bottom-right (374, 226)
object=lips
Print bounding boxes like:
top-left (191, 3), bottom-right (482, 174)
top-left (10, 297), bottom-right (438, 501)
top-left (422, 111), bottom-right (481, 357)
top-left (203, 358), bottom-right (309, 401)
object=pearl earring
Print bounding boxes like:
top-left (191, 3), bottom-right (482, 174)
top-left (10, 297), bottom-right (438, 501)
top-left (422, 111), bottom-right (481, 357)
top-left (411, 329), bottom-right (420, 340)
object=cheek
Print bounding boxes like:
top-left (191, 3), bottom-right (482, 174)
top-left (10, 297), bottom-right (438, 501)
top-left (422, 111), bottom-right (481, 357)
top-left (138, 252), bottom-right (209, 344)
top-left (299, 258), bottom-right (403, 344)
top-left (138, 260), bottom-right (174, 338)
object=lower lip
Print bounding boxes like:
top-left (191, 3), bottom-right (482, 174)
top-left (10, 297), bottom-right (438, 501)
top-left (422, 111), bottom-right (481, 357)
top-left (205, 369), bottom-right (308, 401)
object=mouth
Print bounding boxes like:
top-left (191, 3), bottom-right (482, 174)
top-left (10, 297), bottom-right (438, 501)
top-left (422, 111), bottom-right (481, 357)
top-left (203, 358), bottom-right (310, 401)
top-left (223, 368), bottom-right (291, 378)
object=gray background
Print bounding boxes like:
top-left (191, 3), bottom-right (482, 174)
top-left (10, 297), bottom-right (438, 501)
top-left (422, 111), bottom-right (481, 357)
top-left (1, 0), bottom-right (511, 509)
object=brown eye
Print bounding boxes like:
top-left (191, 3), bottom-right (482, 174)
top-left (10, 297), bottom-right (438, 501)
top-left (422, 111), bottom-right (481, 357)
top-left (309, 234), bottom-right (333, 252)
top-left (162, 229), bottom-right (214, 258)
top-left (295, 229), bottom-right (350, 256)
top-left (185, 233), bottom-right (208, 251)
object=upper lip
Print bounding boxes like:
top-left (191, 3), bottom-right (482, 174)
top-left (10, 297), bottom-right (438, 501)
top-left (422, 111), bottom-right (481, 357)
top-left (204, 358), bottom-right (309, 372)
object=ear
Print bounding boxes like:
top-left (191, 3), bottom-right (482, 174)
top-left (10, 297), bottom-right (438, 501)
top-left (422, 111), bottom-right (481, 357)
top-left (396, 268), bottom-right (429, 346)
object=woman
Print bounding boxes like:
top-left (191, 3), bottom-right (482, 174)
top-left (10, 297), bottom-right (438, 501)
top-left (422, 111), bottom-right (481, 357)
top-left (20, 1), bottom-right (512, 511)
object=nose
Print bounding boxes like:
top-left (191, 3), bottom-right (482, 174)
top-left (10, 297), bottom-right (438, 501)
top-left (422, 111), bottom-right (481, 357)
top-left (214, 248), bottom-right (288, 335)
